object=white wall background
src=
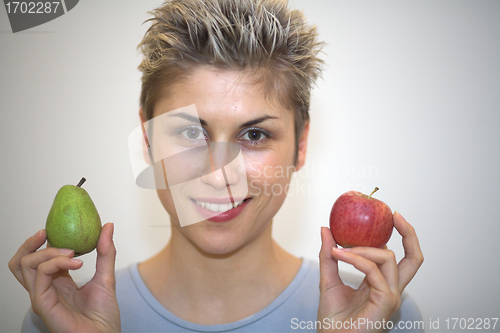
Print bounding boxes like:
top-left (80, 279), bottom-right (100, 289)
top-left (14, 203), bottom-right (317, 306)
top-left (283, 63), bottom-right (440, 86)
top-left (1, 1), bottom-right (499, 332)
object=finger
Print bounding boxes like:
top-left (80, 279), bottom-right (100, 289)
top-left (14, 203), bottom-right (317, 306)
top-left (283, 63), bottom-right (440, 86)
top-left (393, 212), bottom-right (424, 292)
top-left (34, 256), bottom-right (83, 311)
top-left (93, 223), bottom-right (117, 290)
top-left (331, 248), bottom-right (392, 294)
top-left (8, 229), bottom-right (47, 287)
top-left (20, 247), bottom-right (74, 295)
top-left (319, 227), bottom-right (343, 292)
top-left (331, 248), bottom-right (397, 309)
top-left (341, 247), bottom-right (399, 297)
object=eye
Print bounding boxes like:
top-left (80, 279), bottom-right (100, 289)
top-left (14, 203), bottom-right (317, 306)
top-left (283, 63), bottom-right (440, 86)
top-left (180, 126), bottom-right (206, 140)
top-left (240, 127), bottom-right (271, 145)
top-left (244, 129), bottom-right (263, 141)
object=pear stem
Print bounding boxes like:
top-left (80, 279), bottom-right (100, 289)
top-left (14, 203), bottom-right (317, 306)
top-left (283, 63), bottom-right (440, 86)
top-left (76, 177), bottom-right (86, 187)
top-left (368, 187), bottom-right (379, 199)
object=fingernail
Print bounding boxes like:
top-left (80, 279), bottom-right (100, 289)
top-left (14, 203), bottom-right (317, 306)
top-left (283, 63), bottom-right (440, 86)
top-left (58, 248), bottom-right (73, 255)
top-left (71, 259), bottom-right (83, 264)
top-left (33, 229), bottom-right (44, 237)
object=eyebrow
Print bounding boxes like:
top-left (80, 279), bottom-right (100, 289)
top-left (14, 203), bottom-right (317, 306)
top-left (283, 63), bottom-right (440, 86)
top-left (169, 112), bottom-right (278, 128)
top-left (169, 112), bottom-right (208, 126)
top-left (239, 115), bottom-right (278, 128)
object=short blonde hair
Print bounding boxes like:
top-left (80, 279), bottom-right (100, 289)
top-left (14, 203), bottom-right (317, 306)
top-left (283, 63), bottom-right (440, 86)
top-left (138, 0), bottom-right (323, 162)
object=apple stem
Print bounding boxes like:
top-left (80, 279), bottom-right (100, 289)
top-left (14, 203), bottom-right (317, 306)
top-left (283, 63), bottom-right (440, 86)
top-left (76, 177), bottom-right (86, 187)
top-left (368, 187), bottom-right (379, 199)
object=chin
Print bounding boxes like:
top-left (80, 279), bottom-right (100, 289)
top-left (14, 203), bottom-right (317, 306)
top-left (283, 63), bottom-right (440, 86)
top-left (199, 244), bottom-right (241, 257)
top-left (193, 230), bottom-right (246, 256)
top-left (181, 221), bottom-right (258, 257)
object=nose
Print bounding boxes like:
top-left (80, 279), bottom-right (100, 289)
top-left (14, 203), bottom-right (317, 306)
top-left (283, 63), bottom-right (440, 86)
top-left (200, 168), bottom-right (230, 190)
top-left (200, 142), bottom-right (242, 190)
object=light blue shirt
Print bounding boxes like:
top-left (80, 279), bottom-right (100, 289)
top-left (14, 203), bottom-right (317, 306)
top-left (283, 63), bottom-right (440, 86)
top-left (22, 259), bottom-right (423, 332)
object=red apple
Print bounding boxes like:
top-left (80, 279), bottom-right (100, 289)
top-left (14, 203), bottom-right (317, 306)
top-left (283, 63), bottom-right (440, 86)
top-left (329, 187), bottom-right (393, 248)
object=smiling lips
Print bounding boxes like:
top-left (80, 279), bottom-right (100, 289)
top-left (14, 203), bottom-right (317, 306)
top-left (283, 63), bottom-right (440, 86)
top-left (191, 197), bottom-right (250, 222)
top-left (193, 199), bottom-right (245, 213)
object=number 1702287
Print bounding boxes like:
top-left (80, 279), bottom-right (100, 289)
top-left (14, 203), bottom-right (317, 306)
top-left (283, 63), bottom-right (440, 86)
top-left (5, 2), bottom-right (61, 14)
top-left (445, 318), bottom-right (498, 330)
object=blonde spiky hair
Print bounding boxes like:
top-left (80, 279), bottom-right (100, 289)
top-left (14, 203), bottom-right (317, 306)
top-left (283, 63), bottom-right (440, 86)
top-left (138, 0), bottom-right (324, 162)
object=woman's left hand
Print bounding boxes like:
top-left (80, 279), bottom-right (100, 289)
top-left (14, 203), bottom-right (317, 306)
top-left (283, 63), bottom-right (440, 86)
top-left (317, 211), bottom-right (423, 333)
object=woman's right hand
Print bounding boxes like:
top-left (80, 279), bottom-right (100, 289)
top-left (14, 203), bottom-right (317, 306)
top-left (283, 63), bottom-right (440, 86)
top-left (8, 223), bottom-right (120, 333)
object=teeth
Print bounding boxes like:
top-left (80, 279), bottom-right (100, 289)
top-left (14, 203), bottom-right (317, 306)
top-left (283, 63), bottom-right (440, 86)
top-left (195, 200), bottom-right (245, 213)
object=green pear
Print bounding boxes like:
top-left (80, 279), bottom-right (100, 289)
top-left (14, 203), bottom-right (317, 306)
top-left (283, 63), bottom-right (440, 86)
top-left (45, 178), bottom-right (102, 256)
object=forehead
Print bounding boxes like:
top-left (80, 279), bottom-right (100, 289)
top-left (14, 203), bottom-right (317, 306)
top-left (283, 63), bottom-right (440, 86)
top-left (153, 66), bottom-right (292, 119)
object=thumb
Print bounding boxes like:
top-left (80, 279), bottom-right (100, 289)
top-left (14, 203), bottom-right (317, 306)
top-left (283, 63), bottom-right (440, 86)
top-left (319, 226), bottom-right (343, 293)
top-left (94, 223), bottom-right (116, 288)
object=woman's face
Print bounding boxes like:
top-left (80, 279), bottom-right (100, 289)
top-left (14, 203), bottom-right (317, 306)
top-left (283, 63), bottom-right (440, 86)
top-left (144, 67), bottom-right (308, 255)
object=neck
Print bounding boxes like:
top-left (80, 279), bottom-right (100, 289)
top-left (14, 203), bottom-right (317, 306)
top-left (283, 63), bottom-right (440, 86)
top-left (172, 220), bottom-right (274, 273)
top-left (138, 220), bottom-right (301, 324)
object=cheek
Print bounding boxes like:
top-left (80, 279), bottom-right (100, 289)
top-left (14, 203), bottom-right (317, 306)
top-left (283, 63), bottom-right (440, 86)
top-left (156, 189), bottom-right (179, 221)
top-left (244, 150), bottom-right (295, 188)
top-left (243, 138), bottom-right (296, 174)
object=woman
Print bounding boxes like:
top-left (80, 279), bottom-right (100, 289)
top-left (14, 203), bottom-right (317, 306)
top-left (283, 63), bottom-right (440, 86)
top-left (10, 0), bottom-right (424, 332)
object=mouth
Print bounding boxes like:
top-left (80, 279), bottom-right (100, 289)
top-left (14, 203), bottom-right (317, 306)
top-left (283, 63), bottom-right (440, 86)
top-left (190, 197), bottom-right (251, 222)
top-left (192, 198), bottom-right (248, 213)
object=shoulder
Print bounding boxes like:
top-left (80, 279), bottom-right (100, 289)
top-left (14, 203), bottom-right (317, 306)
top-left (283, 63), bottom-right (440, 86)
top-left (113, 263), bottom-right (186, 332)
top-left (113, 264), bottom-right (151, 327)
top-left (114, 264), bottom-right (136, 296)
top-left (269, 259), bottom-right (320, 327)
top-left (282, 258), bottom-right (320, 307)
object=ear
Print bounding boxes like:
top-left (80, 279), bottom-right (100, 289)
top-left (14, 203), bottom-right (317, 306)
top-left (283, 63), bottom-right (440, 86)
top-left (295, 121), bottom-right (309, 172)
top-left (139, 108), bottom-right (152, 165)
